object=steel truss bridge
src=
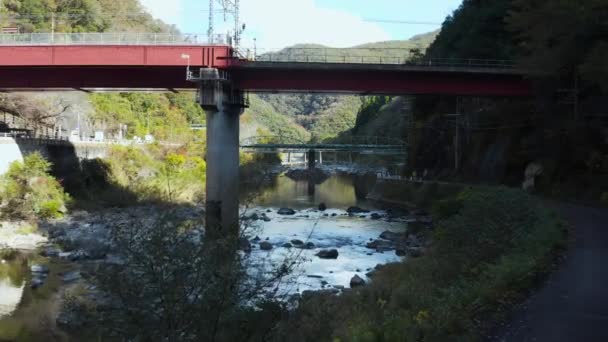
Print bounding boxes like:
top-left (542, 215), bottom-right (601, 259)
top-left (239, 135), bottom-right (407, 154)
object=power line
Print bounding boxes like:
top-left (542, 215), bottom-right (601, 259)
top-left (364, 18), bottom-right (442, 26)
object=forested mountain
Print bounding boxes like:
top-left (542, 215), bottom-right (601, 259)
top-left (246, 31), bottom-right (439, 141)
top-left (349, 0), bottom-right (608, 203)
top-left (0, 0), bottom-right (175, 33)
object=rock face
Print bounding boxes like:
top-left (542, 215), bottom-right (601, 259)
top-left (259, 241), bottom-right (273, 250)
top-left (350, 274), bottom-right (366, 287)
top-left (347, 206), bottom-right (370, 214)
top-left (278, 208), bottom-right (296, 215)
top-left (316, 249), bottom-right (339, 259)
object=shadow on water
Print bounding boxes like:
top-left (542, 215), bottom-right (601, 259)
top-left (0, 252), bottom-right (74, 342)
top-left (244, 167), bottom-right (379, 210)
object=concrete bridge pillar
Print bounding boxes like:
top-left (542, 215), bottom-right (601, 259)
top-left (307, 149), bottom-right (315, 170)
top-left (197, 69), bottom-right (245, 238)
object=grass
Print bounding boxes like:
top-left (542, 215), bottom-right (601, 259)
top-left (274, 187), bottom-right (568, 341)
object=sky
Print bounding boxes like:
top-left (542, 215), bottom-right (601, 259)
top-left (140, 0), bottom-right (463, 50)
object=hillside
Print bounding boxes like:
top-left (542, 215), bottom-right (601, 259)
top-left (247, 31), bottom-right (439, 142)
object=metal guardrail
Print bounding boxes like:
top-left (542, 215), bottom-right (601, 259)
top-left (0, 32), bottom-right (226, 46)
top-left (241, 135), bottom-right (407, 146)
top-left (254, 50), bottom-right (515, 68)
top-left (0, 133), bottom-right (181, 146)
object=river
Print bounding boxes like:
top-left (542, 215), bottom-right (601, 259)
top-left (0, 171), bottom-right (410, 341)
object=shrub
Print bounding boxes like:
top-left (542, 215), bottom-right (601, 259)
top-left (0, 248), bottom-right (18, 261)
top-left (0, 153), bottom-right (70, 220)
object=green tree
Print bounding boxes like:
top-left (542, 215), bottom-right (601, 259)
top-left (0, 152), bottom-right (70, 219)
top-left (507, 0), bottom-right (608, 89)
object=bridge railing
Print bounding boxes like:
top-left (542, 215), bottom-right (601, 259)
top-left (240, 135), bottom-right (407, 147)
top-left (253, 48), bottom-right (515, 68)
top-left (0, 32), bottom-right (225, 46)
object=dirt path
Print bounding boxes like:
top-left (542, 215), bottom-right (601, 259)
top-left (490, 203), bottom-right (608, 341)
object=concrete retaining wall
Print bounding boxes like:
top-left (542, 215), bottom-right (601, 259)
top-left (0, 138), bottom-right (112, 176)
top-left (0, 138), bottom-right (25, 174)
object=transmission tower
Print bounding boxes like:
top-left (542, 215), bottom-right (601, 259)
top-left (208, 0), bottom-right (214, 43)
top-left (207, 0), bottom-right (244, 48)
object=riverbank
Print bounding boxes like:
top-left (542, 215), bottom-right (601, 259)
top-left (273, 186), bottom-right (568, 341)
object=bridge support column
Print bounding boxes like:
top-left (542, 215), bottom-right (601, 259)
top-left (307, 149), bottom-right (315, 170)
top-left (197, 69), bottom-right (245, 238)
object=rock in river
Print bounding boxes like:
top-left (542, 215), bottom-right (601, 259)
top-left (259, 241), bottom-right (273, 250)
top-left (31, 277), bottom-right (45, 289)
top-left (318, 203), bottom-right (327, 211)
top-left (316, 249), bottom-right (339, 259)
top-left (350, 274), bottom-right (366, 287)
top-left (239, 237), bottom-right (252, 253)
top-left (31, 264), bottom-right (50, 274)
top-left (347, 206), bottom-right (370, 214)
top-left (370, 213), bottom-right (382, 220)
top-left (278, 208), bottom-right (296, 215)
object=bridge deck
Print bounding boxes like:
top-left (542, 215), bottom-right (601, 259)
top-left (0, 43), bottom-right (532, 95)
top-left (240, 143), bottom-right (406, 154)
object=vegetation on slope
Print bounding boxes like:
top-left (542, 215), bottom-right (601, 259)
top-left (0, 0), bottom-right (175, 33)
top-left (275, 187), bottom-right (567, 341)
top-left (240, 95), bottom-right (310, 141)
top-left (89, 92), bottom-right (204, 142)
top-left (80, 143), bottom-right (207, 206)
top-left (251, 31), bottom-right (439, 141)
top-left (0, 152), bottom-right (70, 219)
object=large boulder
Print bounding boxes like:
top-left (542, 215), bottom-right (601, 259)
top-left (259, 241), bottom-right (273, 251)
top-left (238, 237), bottom-right (252, 253)
top-left (379, 230), bottom-right (406, 242)
top-left (278, 208), bottom-right (296, 215)
top-left (370, 213), bottom-right (382, 220)
top-left (291, 239), bottom-right (304, 246)
top-left (350, 274), bottom-right (366, 287)
top-left (316, 249), bottom-right (339, 259)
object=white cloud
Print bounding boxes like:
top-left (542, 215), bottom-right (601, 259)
top-left (140, 0), bottom-right (183, 26)
top-left (238, 0), bottom-right (390, 49)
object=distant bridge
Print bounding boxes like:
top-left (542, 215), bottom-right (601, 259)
top-left (240, 135), bottom-right (406, 154)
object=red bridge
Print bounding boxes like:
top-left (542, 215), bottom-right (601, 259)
top-left (0, 36), bottom-right (533, 233)
top-left (0, 42), bottom-right (531, 96)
